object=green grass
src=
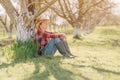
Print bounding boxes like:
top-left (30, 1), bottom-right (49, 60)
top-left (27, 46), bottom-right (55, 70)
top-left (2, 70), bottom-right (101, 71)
top-left (0, 26), bottom-right (120, 80)
top-left (11, 40), bottom-right (38, 61)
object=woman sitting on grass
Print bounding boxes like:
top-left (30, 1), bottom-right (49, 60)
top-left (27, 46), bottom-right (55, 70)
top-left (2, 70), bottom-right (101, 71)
top-left (34, 19), bottom-right (76, 58)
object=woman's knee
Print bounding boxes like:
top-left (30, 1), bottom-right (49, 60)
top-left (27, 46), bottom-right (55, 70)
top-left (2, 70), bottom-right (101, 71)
top-left (52, 38), bottom-right (62, 43)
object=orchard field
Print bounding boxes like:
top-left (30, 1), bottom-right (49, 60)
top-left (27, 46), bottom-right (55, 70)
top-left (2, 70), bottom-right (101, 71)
top-left (0, 26), bottom-right (120, 80)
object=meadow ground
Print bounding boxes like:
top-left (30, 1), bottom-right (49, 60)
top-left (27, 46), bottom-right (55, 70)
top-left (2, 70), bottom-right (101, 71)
top-left (0, 26), bottom-right (120, 80)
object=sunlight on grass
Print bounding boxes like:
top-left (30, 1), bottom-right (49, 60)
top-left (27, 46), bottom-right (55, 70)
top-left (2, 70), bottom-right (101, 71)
top-left (0, 26), bottom-right (120, 80)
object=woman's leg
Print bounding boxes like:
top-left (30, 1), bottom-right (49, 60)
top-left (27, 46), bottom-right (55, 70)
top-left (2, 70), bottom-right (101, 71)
top-left (55, 39), bottom-right (76, 58)
top-left (41, 38), bottom-right (61, 56)
top-left (62, 40), bottom-right (76, 57)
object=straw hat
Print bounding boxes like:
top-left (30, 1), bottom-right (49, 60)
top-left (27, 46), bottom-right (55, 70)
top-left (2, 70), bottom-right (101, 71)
top-left (35, 19), bottom-right (50, 28)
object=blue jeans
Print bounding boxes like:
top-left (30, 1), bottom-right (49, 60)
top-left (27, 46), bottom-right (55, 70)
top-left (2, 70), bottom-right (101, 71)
top-left (41, 38), bottom-right (61, 56)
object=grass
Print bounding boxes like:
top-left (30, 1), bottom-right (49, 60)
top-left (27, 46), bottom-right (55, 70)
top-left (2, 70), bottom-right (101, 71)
top-left (0, 26), bottom-right (120, 80)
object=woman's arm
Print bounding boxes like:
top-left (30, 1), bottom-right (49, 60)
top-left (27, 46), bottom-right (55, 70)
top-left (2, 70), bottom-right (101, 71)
top-left (44, 31), bottom-right (67, 41)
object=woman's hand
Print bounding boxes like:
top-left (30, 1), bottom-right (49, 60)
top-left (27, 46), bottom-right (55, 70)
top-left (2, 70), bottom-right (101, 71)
top-left (61, 33), bottom-right (67, 41)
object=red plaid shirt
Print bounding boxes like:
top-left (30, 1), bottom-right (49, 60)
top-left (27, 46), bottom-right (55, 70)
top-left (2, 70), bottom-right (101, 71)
top-left (34, 28), bottom-right (63, 51)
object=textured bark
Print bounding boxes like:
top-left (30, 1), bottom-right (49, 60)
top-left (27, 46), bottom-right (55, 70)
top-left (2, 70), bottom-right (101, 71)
top-left (16, 24), bottom-right (33, 42)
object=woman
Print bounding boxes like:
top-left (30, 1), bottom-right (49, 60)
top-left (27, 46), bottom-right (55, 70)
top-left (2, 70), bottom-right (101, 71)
top-left (34, 19), bottom-right (76, 58)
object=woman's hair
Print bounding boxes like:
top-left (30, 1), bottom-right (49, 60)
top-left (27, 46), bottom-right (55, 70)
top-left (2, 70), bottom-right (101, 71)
top-left (35, 19), bottom-right (50, 28)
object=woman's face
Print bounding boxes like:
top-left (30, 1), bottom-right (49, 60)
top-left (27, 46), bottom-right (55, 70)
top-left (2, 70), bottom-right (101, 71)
top-left (40, 21), bottom-right (48, 30)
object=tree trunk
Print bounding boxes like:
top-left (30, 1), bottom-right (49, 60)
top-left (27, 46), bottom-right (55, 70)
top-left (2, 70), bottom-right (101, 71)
top-left (8, 19), bottom-right (14, 39)
top-left (0, 15), bottom-right (13, 38)
top-left (8, 31), bottom-right (12, 38)
top-left (15, 15), bottom-right (34, 42)
top-left (16, 22), bottom-right (34, 42)
top-left (72, 23), bottom-right (82, 39)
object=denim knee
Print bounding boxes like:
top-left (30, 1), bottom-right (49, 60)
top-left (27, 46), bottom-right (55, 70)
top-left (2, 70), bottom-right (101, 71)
top-left (52, 38), bottom-right (62, 43)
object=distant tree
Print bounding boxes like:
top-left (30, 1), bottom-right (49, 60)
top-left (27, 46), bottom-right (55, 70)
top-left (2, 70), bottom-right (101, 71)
top-left (0, 12), bottom-right (13, 38)
top-left (49, 0), bottom-right (113, 38)
top-left (105, 13), bottom-right (120, 26)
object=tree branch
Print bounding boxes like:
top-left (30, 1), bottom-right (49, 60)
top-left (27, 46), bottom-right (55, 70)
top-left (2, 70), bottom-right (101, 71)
top-left (82, 0), bottom-right (105, 16)
top-left (0, 0), bottom-right (17, 23)
top-left (63, 0), bottom-right (74, 21)
top-left (77, 0), bottom-right (84, 20)
top-left (0, 16), bottom-right (8, 32)
top-left (58, 0), bottom-right (69, 20)
top-left (31, 0), bottom-right (57, 22)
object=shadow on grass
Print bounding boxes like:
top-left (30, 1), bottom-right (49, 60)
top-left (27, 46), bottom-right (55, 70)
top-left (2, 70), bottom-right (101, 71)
top-left (0, 62), bottom-right (15, 69)
top-left (66, 63), bottom-right (120, 76)
top-left (92, 66), bottom-right (120, 75)
top-left (60, 63), bottom-right (91, 80)
top-left (24, 56), bottom-right (74, 80)
top-left (0, 55), bottom-right (92, 80)
top-left (0, 58), bottom-right (28, 69)
top-left (1, 58), bottom-right (120, 80)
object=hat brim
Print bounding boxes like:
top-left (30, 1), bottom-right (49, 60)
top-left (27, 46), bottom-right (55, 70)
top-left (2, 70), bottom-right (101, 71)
top-left (36, 19), bottom-right (50, 28)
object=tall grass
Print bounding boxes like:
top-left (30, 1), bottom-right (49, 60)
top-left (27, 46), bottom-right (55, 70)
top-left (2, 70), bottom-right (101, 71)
top-left (11, 40), bottom-right (38, 61)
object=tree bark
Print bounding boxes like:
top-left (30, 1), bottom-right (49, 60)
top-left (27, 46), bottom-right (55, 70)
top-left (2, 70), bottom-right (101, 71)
top-left (16, 24), bottom-right (33, 42)
top-left (15, 15), bottom-right (34, 42)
